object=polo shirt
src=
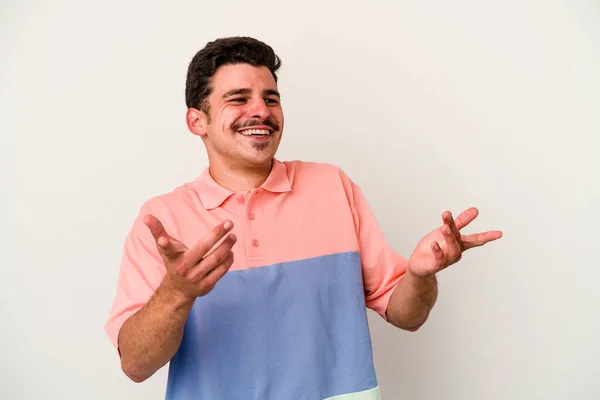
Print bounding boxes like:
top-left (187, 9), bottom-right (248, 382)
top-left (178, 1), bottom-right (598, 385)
top-left (105, 158), bottom-right (407, 400)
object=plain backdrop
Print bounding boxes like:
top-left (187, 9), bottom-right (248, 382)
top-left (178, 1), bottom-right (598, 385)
top-left (2, 0), bottom-right (599, 399)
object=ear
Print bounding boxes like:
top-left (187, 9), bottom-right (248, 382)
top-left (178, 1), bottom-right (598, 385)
top-left (186, 108), bottom-right (208, 137)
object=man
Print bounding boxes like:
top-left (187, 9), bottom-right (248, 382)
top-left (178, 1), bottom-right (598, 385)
top-left (105, 36), bottom-right (502, 399)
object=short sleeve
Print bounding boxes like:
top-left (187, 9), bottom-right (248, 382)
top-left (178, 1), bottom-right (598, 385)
top-left (339, 169), bottom-right (408, 320)
top-left (104, 204), bottom-right (167, 350)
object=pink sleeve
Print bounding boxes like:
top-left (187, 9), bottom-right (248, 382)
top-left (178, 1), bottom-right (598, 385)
top-left (339, 170), bottom-right (408, 320)
top-left (104, 204), bottom-right (167, 350)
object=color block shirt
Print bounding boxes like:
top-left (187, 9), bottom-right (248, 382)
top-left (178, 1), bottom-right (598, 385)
top-left (105, 159), bottom-right (407, 400)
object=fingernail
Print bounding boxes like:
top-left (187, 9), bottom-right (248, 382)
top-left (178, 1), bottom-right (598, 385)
top-left (445, 227), bottom-right (452, 235)
top-left (230, 234), bottom-right (237, 242)
top-left (224, 221), bottom-right (233, 230)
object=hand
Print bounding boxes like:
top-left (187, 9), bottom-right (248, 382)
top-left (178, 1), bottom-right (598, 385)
top-left (407, 207), bottom-right (502, 278)
top-left (143, 215), bottom-right (237, 300)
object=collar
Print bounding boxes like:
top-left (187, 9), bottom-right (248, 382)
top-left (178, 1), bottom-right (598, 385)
top-left (194, 159), bottom-right (292, 210)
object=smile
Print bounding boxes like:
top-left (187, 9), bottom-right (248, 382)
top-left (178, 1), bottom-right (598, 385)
top-left (237, 128), bottom-right (272, 136)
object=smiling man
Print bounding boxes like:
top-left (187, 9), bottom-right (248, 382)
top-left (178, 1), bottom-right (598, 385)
top-left (105, 37), bottom-right (502, 400)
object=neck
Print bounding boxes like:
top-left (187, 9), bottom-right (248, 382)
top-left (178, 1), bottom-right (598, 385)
top-left (208, 157), bottom-right (273, 192)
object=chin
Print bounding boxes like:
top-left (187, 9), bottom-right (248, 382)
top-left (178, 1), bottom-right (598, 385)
top-left (247, 155), bottom-right (276, 167)
top-left (242, 151), bottom-right (277, 167)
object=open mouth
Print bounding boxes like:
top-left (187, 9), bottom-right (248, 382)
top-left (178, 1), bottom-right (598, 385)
top-left (237, 128), bottom-right (272, 137)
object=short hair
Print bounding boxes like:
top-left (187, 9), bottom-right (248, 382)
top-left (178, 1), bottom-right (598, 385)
top-left (185, 36), bottom-right (282, 115)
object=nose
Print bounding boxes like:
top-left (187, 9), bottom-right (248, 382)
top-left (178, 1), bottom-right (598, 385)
top-left (247, 97), bottom-right (270, 120)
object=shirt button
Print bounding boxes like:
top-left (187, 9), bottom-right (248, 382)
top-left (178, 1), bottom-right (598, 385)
top-left (248, 213), bottom-right (255, 220)
top-left (252, 239), bottom-right (259, 247)
top-left (237, 196), bottom-right (245, 204)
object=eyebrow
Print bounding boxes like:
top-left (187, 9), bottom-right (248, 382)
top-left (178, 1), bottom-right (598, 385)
top-left (221, 88), bottom-right (281, 99)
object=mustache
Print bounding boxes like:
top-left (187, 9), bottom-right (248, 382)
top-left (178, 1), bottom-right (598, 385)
top-left (231, 118), bottom-right (280, 132)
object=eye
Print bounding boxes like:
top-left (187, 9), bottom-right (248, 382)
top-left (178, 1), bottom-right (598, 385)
top-left (265, 98), bottom-right (280, 105)
top-left (230, 98), bottom-right (247, 103)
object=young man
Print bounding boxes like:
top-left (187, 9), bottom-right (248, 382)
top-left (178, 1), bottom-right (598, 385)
top-left (105, 36), bottom-right (502, 399)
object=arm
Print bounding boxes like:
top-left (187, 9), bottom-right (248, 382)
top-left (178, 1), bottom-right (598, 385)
top-left (387, 208), bottom-right (502, 331)
top-left (385, 271), bottom-right (438, 331)
top-left (336, 169), bottom-right (501, 331)
top-left (111, 216), bottom-right (237, 383)
top-left (118, 280), bottom-right (195, 382)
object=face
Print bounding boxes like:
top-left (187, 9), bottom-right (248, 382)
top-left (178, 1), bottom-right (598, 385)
top-left (187, 63), bottom-right (284, 169)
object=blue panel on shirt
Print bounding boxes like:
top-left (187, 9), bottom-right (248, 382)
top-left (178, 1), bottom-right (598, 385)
top-left (165, 251), bottom-right (378, 400)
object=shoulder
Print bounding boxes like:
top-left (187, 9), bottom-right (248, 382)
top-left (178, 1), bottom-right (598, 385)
top-left (281, 159), bottom-right (353, 184)
top-left (136, 178), bottom-right (200, 218)
top-left (278, 159), bottom-right (361, 204)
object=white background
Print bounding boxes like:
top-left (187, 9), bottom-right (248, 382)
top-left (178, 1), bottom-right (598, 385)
top-left (2, 0), bottom-right (599, 399)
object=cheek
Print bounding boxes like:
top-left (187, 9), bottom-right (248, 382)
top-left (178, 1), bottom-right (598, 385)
top-left (273, 108), bottom-right (284, 125)
top-left (219, 107), bottom-right (244, 130)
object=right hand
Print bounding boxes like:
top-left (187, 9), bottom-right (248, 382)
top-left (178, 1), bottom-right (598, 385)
top-left (143, 215), bottom-right (237, 300)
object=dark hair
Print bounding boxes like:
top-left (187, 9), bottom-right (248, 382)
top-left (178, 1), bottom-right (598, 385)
top-left (185, 36), bottom-right (282, 115)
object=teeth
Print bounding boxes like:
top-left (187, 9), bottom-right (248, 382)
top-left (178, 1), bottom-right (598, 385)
top-left (239, 129), bottom-right (270, 136)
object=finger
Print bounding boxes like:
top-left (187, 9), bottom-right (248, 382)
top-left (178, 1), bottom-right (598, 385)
top-left (442, 224), bottom-right (463, 262)
top-left (143, 214), bottom-right (170, 240)
top-left (442, 211), bottom-right (462, 244)
top-left (157, 235), bottom-right (187, 260)
top-left (184, 220), bottom-right (235, 268)
top-left (186, 235), bottom-right (236, 280)
top-left (144, 214), bottom-right (187, 259)
top-left (453, 207), bottom-right (479, 230)
top-left (183, 233), bottom-right (237, 278)
top-left (461, 230), bottom-right (503, 250)
top-left (431, 241), bottom-right (447, 268)
top-left (199, 251), bottom-right (235, 290)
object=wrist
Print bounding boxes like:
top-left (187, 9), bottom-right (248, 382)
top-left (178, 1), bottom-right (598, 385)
top-left (160, 277), bottom-right (196, 310)
top-left (405, 267), bottom-right (437, 286)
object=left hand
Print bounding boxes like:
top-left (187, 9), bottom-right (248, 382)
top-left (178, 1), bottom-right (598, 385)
top-left (407, 207), bottom-right (503, 277)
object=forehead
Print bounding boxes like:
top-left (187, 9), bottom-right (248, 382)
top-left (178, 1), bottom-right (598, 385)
top-left (211, 64), bottom-right (277, 95)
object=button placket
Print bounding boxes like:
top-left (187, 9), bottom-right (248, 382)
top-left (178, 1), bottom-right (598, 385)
top-left (245, 190), bottom-right (266, 265)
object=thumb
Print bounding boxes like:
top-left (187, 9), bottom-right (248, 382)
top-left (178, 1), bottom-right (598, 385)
top-left (143, 214), bottom-right (187, 259)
